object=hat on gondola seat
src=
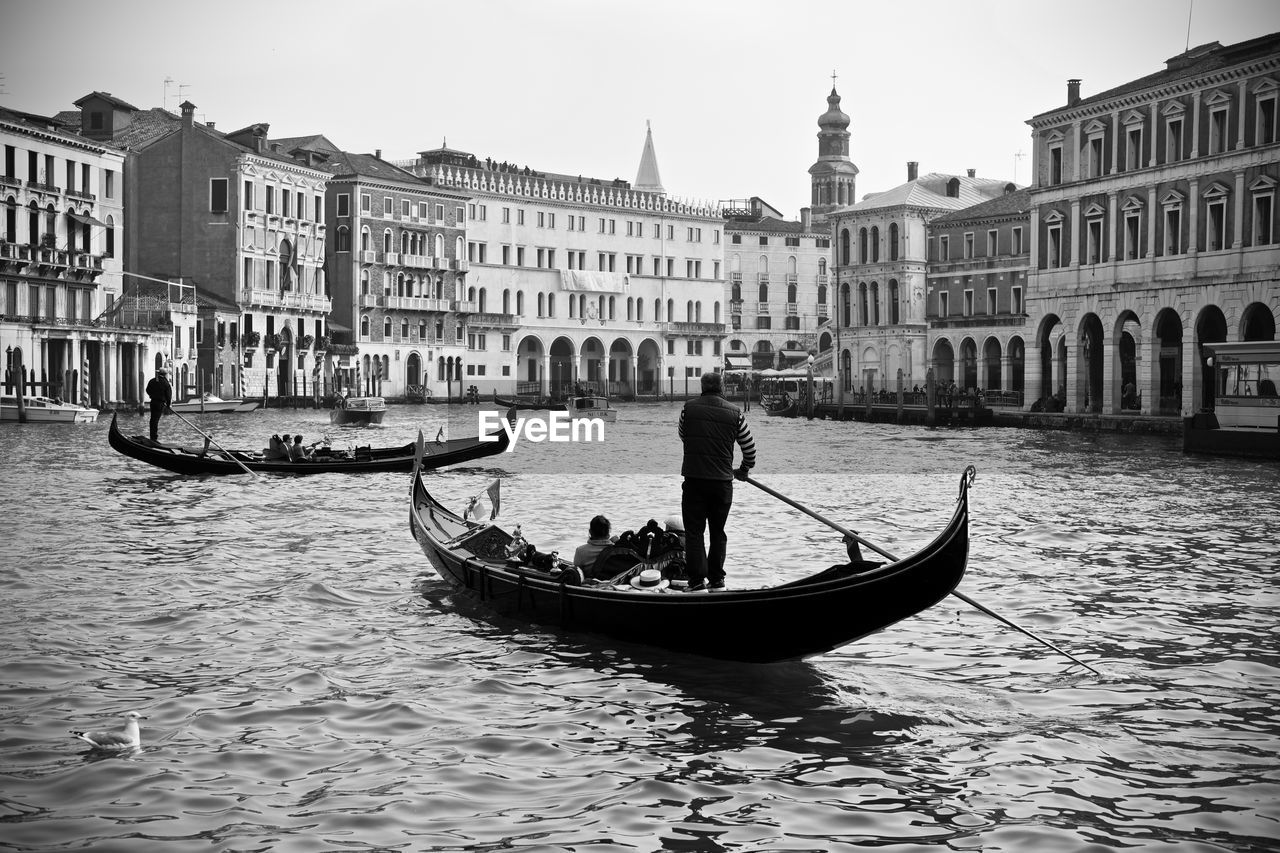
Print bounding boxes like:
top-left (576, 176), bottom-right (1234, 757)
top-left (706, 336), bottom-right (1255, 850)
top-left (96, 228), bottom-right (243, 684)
top-left (629, 568), bottom-right (669, 591)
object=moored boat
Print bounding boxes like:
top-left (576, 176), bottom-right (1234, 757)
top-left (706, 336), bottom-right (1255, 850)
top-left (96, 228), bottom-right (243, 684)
top-left (408, 466), bottom-right (975, 663)
top-left (331, 395), bottom-right (386, 425)
top-left (1, 395), bottom-right (98, 424)
top-left (493, 393), bottom-right (566, 412)
top-left (170, 393), bottom-right (248, 414)
top-left (108, 409), bottom-right (514, 476)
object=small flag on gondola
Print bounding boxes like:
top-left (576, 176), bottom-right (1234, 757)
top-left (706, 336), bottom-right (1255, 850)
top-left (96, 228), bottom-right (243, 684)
top-left (463, 478), bottom-right (501, 521)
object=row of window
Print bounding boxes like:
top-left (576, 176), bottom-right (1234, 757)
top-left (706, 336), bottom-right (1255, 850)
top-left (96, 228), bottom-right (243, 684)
top-left (1, 281), bottom-right (96, 322)
top-left (932, 286), bottom-right (1026, 319)
top-left (933, 227), bottom-right (1027, 262)
top-left (494, 206), bottom-right (722, 244)
top-left (729, 234), bottom-right (829, 248)
top-left (1040, 180), bottom-right (1275, 267)
top-left (2, 199), bottom-right (117, 256)
top-left (2, 145), bottom-right (116, 200)
top-left (338, 192), bottom-right (461, 228)
top-left (730, 283), bottom-right (829, 304)
top-left (214, 179), bottom-right (324, 224)
top-left (1042, 85), bottom-right (1279, 187)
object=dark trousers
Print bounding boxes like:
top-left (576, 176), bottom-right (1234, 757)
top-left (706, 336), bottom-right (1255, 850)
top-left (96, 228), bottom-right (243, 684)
top-left (149, 402), bottom-right (164, 440)
top-left (682, 478), bottom-right (733, 586)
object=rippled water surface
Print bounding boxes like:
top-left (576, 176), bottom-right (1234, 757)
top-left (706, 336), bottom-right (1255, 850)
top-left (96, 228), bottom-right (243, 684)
top-left (1, 403), bottom-right (1277, 852)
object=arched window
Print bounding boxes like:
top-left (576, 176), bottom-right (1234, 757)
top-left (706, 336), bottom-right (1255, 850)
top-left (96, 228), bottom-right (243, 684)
top-left (858, 283), bottom-right (869, 326)
top-left (758, 282), bottom-right (768, 302)
top-left (419, 320), bottom-right (427, 340)
top-left (818, 284), bottom-right (827, 305)
top-left (468, 286), bottom-right (476, 302)
top-left (840, 229), bottom-right (850, 265)
top-left (695, 301), bottom-right (701, 322)
top-left (627, 297), bottom-right (634, 321)
top-left (455, 235), bottom-right (464, 260)
top-left (537, 293), bottom-right (545, 316)
top-left (397, 273), bottom-right (406, 296)
top-left (335, 225), bottom-right (350, 252)
top-left (516, 291), bottom-right (525, 315)
top-left (105, 214), bottom-right (116, 257)
top-left (401, 319), bottom-right (409, 338)
top-left (870, 226), bottom-right (880, 262)
top-left (818, 257), bottom-right (827, 275)
top-left (889, 223), bottom-right (899, 260)
top-left (637, 298), bottom-right (645, 322)
top-left (502, 289), bottom-right (510, 313)
top-left (666, 298), bottom-right (674, 321)
top-left (401, 232), bottom-right (409, 254)
top-left (547, 293), bottom-right (556, 317)
top-left (686, 300), bottom-right (694, 322)
top-left (434, 233), bottom-right (444, 257)
top-left (360, 315), bottom-right (370, 337)
top-left (608, 295), bottom-right (615, 320)
top-left (361, 227), bottom-right (370, 251)
top-left (870, 282), bottom-right (880, 325)
top-left (382, 230), bottom-right (392, 253)
top-left (840, 282), bottom-right (851, 327)
top-left (859, 228), bottom-right (868, 263)
top-left (731, 281), bottom-right (742, 301)
top-left (713, 302), bottom-right (720, 324)
top-left (383, 317), bottom-right (392, 337)
top-left (360, 270), bottom-right (369, 295)
top-left (888, 280), bottom-right (900, 324)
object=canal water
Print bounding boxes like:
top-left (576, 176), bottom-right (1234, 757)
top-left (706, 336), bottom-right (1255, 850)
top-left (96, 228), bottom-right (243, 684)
top-left (0, 403), bottom-right (1276, 852)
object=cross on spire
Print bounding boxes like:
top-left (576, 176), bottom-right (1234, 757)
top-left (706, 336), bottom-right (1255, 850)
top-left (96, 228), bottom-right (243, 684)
top-left (831, 69), bottom-right (838, 88)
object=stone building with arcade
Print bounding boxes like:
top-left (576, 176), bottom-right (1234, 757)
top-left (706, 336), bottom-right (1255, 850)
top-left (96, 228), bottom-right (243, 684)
top-left (1024, 33), bottom-right (1280, 417)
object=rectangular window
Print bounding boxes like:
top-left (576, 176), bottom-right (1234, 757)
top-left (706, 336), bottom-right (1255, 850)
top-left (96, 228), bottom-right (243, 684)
top-left (608, 219), bottom-right (616, 235)
top-left (265, 186), bottom-right (274, 214)
top-left (502, 207), bottom-right (511, 224)
top-left (502, 245), bottom-right (511, 265)
top-left (536, 248), bottom-right (545, 268)
top-left (1254, 194), bottom-right (1274, 245)
top-left (1164, 208), bottom-right (1182, 254)
top-left (756, 316), bottom-right (771, 330)
top-left (361, 193), bottom-right (371, 213)
top-left (516, 209), bottom-right (525, 225)
top-left (938, 235), bottom-right (949, 261)
top-left (105, 169), bottom-right (114, 199)
top-left (282, 189), bottom-right (292, 218)
top-left (1089, 136), bottom-right (1104, 177)
top-left (987, 287), bottom-right (998, 315)
top-left (1047, 225), bottom-right (1063, 267)
top-left (455, 206), bottom-right (465, 225)
top-left (785, 236), bottom-right (799, 247)
top-left (1011, 285), bottom-right (1023, 314)
top-left (1125, 213), bottom-right (1141, 259)
top-left (759, 236), bottom-right (768, 246)
top-left (402, 199), bottom-right (411, 218)
top-left (599, 217), bottom-right (606, 233)
top-left (1258, 97), bottom-right (1277, 146)
top-left (1206, 201), bottom-right (1226, 252)
top-left (1050, 145), bottom-right (1063, 185)
top-left (939, 291), bottom-right (950, 317)
top-left (479, 204), bottom-right (487, 222)
top-left (419, 202), bottom-right (428, 220)
top-left (963, 233), bottom-right (974, 259)
top-left (546, 212), bottom-right (553, 228)
top-left (337, 193), bottom-right (350, 217)
top-left (652, 257), bottom-right (661, 276)
top-left (987, 230), bottom-right (998, 256)
top-left (963, 289), bottom-right (974, 316)
top-left (1209, 107), bottom-right (1228, 155)
top-left (244, 180), bottom-right (256, 210)
top-left (516, 247), bottom-right (525, 266)
top-left (210, 178), bottom-right (228, 213)
top-left (436, 203), bottom-right (444, 221)
top-left (1012, 226), bottom-right (1024, 254)
top-left (667, 339), bottom-right (675, 355)
top-left (1166, 118), bottom-right (1183, 162)
top-left (1087, 219), bottom-right (1102, 264)
top-left (537, 211), bottom-right (545, 227)
top-left (547, 249), bottom-right (555, 267)
top-left (1126, 127), bottom-right (1142, 170)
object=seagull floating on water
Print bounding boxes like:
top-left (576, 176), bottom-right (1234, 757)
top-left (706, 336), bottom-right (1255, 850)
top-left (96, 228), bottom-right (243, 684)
top-left (70, 711), bottom-right (145, 750)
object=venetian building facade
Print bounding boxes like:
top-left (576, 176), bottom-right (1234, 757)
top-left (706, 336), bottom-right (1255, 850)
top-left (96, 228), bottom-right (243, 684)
top-left (287, 138), bottom-right (469, 400)
top-left (808, 86), bottom-right (859, 229)
top-left (67, 95), bottom-right (333, 403)
top-left (722, 198), bottom-right (832, 371)
top-left (828, 164), bottom-right (1013, 396)
top-left (925, 188), bottom-right (1032, 403)
top-left (398, 128), bottom-right (726, 399)
top-left (1025, 33), bottom-right (1280, 417)
top-left (0, 105), bottom-right (141, 408)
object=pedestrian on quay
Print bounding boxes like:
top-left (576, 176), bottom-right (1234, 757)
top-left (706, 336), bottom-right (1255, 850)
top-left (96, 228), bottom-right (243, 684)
top-left (678, 371), bottom-right (756, 592)
top-left (145, 367), bottom-right (173, 441)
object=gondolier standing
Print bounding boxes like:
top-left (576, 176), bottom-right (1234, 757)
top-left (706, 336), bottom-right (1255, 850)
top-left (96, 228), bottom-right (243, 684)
top-left (145, 367), bottom-right (173, 440)
top-left (678, 371), bottom-right (756, 592)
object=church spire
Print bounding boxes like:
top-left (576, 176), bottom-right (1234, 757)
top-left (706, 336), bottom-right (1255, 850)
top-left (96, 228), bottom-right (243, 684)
top-left (808, 79), bottom-right (859, 226)
top-left (634, 121), bottom-right (665, 195)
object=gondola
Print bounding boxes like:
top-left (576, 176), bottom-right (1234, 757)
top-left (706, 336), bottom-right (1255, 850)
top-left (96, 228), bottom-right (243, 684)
top-left (408, 465), bottom-right (975, 663)
top-left (108, 410), bottom-right (513, 476)
top-left (493, 393), bottom-right (566, 412)
top-left (762, 394), bottom-right (799, 418)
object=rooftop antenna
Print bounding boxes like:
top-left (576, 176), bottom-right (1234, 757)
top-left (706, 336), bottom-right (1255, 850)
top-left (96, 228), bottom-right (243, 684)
top-left (179, 83), bottom-right (191, 103)
top-left (1185, 0), bottom-right (1193, 51)
top-left (1014, 149), bottom-right (1026, 184)
top-left (163, 76), bottom-right (174, 110)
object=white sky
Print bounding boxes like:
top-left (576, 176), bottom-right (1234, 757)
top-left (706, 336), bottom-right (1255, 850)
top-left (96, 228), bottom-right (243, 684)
top-left (3, 0), bottom-right (1278, 219)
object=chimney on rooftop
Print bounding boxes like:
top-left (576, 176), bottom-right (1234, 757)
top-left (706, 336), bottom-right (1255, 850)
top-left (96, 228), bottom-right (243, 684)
top-left (1067, 78), bottom-right (1082, 106)
top-left (967, 169), bottom-right (976, 178)
top-left (907, 161), bottom-right (918, 182)
top-left (180, 101), bottom-right (195, 128)
top-left (375, 149), bottom-right (382, 160)
top-left (206, 121), bottom-right (215, 130)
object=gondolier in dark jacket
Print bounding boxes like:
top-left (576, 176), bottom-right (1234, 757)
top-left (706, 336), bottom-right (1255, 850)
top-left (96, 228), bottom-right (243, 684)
top-left (678, 371), bottom-right (756, 592)
top-left (145, 367), bottom-right (173, 440)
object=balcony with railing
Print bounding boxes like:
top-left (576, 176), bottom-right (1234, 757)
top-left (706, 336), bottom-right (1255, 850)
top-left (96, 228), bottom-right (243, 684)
top-left (662, 321), bottom-right (727, 336)
top-left (0, 174), bottom-right (20, 189)
top-left (403, 254), bottom-right (434, 269)
top-left (26, 180), bottom-right (61, 195)
top-left (359, 293), bottom-right (386, 309)
top-left (451, 299), bottom-right (478, 313)
top-left (467, 311), bottom-right (519, 328)
top-left (755, 301), bottom-right (769, 314)
top-left (66, 187), bottom-right (97, 202)
top-left (454, 258), bottom-right (469, 273)
top-left (281, 290), bottom-right (331, 313)
top-left (0, 242), bottom-right (32, 268)
top-left (384, 251), bottom-right (400, 266)
top-left (816, 274), bottom-right (829, 287)
top-left (360, 249), bottom-right (380, 264)
top-left (785, 303), bottom-right (798, 315)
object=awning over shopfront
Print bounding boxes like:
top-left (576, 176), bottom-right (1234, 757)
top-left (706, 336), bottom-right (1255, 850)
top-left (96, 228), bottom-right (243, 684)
top-left (67, 211), bottom-right (107, 227)
top-left (724, 353), bottom-right (752, 371)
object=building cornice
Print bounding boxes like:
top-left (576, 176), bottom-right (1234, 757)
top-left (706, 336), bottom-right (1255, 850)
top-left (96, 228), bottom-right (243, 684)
top-left (1, 118), bottom-right (125, 158)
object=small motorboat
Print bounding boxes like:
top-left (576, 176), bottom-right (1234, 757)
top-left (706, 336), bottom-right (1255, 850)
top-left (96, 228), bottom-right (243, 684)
top-left (331, 395), bottom-right (386, 426)
top-left (565, 395), bottom-right (617, 423)
top-left (0, 394), bottom-right (98, 424)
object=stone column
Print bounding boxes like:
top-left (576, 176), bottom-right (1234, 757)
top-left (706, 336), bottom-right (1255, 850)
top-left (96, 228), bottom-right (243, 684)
top-left (1236, 80), bottom-right (1248, 150)
top-left (629, 354), bottom-right (638, 396)
top-left (1025, 340), bottom-right (1043, 411)
top-left (1065, 337), bottom-right (1082, 413)
top-left (1104, 331), bottom-right (1118, 414)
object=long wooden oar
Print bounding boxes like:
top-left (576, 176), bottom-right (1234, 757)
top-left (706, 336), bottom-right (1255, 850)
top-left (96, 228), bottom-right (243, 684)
top-left (744, 475), bottom-right (1102, 675)
top-left (168, 409), bottom-right (259, 478)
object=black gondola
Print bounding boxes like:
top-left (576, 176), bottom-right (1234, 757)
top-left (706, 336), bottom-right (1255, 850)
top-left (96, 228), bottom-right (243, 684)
top-left (108, 411), bottom-right (512, 476)
top-left (408, 466), bottom-right (975, 663)
top-left (492, 393), bottom-right (566, 412)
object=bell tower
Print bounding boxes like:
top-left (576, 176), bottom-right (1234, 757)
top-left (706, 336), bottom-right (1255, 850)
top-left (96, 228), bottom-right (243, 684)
top-left (808, 75), bottom-right (859, 227)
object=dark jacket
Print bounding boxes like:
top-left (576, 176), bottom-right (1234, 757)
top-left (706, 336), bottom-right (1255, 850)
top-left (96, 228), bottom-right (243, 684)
top-left (679, 392), bottom-right (756, 481)
top-left (146, 375), bottom-right (172, 409)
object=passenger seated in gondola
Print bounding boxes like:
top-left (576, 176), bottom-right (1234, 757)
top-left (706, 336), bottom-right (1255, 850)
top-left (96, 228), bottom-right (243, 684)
top-left (264, 434), bottom-right (289, 460)
top-left (573, 515), bottom-right (616, 569)
top-left (822, 534), bottom-right (883, 578)
top-left (289, 434), bottom-right (310, 461)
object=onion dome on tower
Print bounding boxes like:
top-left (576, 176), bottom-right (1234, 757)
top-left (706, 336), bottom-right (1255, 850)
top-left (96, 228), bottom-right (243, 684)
top-left (808, 80), bottom-right (859, 226)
